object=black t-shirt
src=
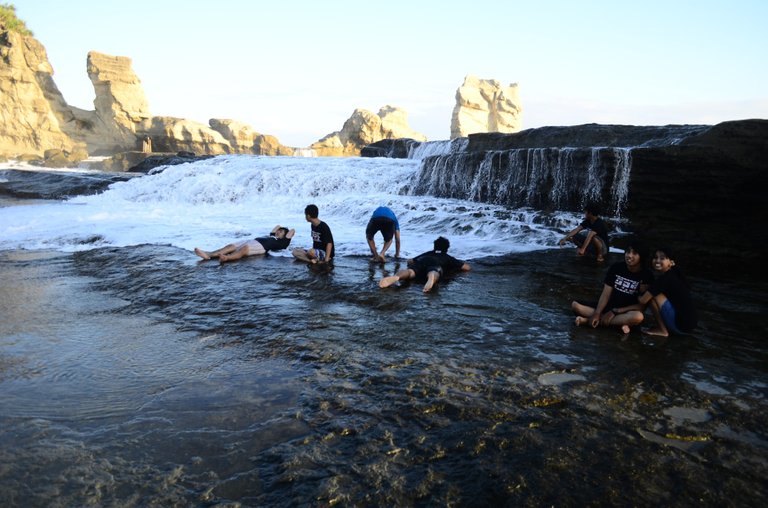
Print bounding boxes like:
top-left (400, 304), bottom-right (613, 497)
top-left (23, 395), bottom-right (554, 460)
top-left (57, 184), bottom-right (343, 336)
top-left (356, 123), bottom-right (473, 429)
top-left (255, 235), bottom-right (291, 252)
top-left (603, 261), bottom-right (654, 308)
top-left (412, 251), bottom-right (466, 276)
top-left (311, 221), bottom-right (335, 259)
top-left (580, 217), bottom-right (609, 245)
top-left (650, 269), bottom-right (698, 332)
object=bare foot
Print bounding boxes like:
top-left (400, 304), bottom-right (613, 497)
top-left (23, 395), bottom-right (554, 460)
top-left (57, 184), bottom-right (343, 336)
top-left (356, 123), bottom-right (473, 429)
top-left (641, 327), bottom-right (669, 337)
top-left (574, 316), bottom-right (588, 327)
top-left (422, 273), bottom-right (438, 293)
top-left (219, 253), bottom-right (230, 263)
top-left (378, 254), bottom-right (386, 263)
top-left (194, 248), bottom-right (210, 260)
top-left (379, 275), bottom-right (400, 288)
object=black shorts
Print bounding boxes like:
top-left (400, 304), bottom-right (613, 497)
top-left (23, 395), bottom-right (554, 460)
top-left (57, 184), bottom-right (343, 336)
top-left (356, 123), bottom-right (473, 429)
top-left (413, 262), bottom-right (442, 281)
top-left (366, 217), bottom-right (396, 242)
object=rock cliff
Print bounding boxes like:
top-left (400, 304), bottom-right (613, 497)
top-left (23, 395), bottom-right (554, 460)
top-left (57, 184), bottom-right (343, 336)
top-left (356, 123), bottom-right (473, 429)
top-left (0, 26), bottom-right (427, 163)
top-left (311, 106), bottom-right (427, 157)
top-left (450, 75), bottom-right (522, 139)
top-left (0, 28), bottom-right (86, 163)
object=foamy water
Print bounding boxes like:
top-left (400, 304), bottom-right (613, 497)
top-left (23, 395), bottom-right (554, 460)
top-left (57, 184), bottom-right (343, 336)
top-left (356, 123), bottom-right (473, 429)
top-left (0, 155), bottom-right (583, 259)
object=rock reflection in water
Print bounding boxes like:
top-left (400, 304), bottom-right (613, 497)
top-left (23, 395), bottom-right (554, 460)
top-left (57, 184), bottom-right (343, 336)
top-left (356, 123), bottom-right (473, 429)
top-left (0, 246), bottom-right (766, 506)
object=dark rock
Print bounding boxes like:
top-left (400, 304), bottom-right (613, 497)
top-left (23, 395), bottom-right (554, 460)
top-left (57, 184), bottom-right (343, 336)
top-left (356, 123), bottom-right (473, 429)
top-left (127, 153), bottom-right (215, 173)
top-left (360, 138), bottom-right (419, 158)
top-left (0, 169), bottom-right (135, 199)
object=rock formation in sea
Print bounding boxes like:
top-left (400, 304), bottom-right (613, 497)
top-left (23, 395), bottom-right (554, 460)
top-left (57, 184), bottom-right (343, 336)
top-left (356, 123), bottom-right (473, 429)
top-left (450, 75), bottom-right (522, 139)
top-left (0, 23), bottom-right (428, 164)
top-left (311, 106), bottom-right (427, 157)
top-left (362, 119), bottom-right (768, 276)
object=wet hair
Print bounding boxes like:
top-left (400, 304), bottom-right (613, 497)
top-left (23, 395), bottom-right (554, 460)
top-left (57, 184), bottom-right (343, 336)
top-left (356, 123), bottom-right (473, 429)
top-left (304, 204), bottom-right (319, 218)
top-left (624, 237), bottom-right (648, 263)
top-left (584, 202), bottom-right (601, 216)
top-left (433, 236), bottom-right (450, 253)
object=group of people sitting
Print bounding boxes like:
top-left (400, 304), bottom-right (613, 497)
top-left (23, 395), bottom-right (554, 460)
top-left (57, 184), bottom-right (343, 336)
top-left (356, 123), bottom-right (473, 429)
top-left (561, 204), bottom-right (697, 338)
top-left (194, 202), bottom-right (696, 337)
top-left (193, 204), bottom-right (470, 294)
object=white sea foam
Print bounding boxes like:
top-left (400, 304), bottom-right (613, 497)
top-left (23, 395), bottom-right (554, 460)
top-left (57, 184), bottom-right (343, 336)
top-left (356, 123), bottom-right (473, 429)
top-left (0, 155), bottom-right (583, 260)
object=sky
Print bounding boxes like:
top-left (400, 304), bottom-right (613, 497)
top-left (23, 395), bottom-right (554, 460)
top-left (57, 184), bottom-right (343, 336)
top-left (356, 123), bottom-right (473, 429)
top-left (11, 0), bottom-right (768, 148)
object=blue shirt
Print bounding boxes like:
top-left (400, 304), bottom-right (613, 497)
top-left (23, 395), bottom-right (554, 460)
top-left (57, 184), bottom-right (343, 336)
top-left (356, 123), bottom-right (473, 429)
top-left (371, 206), bottom-right (400, 230)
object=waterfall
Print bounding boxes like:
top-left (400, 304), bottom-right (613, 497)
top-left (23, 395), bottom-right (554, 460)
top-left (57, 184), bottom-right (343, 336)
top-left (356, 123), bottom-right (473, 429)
top-left (411, 146), bottom-right (634, 216)
top-left (407, 138), bottom-right (469, 160)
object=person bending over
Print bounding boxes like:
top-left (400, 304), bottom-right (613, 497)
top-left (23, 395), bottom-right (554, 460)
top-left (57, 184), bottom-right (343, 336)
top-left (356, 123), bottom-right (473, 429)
top-left (571, 238), bottom-right (653, 334)
top-left (559, 202), bottom-right (610, 263)
top-left (379, 236), bottom-right (470, 293)
top-left (194, 225), bottom-right (294, 263)
top-left (366, 205), bottom-right (401, 263)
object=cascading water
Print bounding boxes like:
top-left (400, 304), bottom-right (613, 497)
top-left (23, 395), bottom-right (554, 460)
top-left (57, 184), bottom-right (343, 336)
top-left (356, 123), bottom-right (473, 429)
top-left (411, 145), bottom-right (633, 217)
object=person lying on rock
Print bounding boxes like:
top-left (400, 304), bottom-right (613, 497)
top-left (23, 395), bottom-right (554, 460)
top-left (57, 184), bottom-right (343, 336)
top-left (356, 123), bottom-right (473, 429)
top-left (379, 236), bottom-right (470, 293)
top-left (194, 225), bottom-right (295, 263)
top-left (571, 238), bottom-right (653, 334)
top-left (559, 202), bottom-right (610, 263)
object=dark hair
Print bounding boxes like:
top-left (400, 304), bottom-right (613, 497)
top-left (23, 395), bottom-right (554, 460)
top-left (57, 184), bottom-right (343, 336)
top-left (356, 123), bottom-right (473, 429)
top-left (584, 202), bottom-right (601, 216)
top-left (433, 236), bottom-right (450, 253)
top-left (654, 245), bottom-right (689, 286)
top-left (624, 237), bottom-right (648, 263)
top-left (304, 204), bottom-right (319, 218)
top-left (277, 227), bottom-right (289, 236)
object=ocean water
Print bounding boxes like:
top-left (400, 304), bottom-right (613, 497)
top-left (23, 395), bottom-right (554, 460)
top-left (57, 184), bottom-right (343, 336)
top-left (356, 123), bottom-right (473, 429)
top-left (1, 157), bottom-right (766, 506)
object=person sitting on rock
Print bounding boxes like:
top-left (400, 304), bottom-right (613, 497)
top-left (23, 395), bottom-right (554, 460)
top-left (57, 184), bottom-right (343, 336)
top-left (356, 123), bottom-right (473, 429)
top-left (194, 225), bottom-right (294, 263)
top-left (637, 246), bottom-right (698, 337)
top-left (559, 202), bottom-right (610, 263)
top-left (379, 236), bottom-right (470, 293)
top-left (571, 238), bottom-right (654, 334)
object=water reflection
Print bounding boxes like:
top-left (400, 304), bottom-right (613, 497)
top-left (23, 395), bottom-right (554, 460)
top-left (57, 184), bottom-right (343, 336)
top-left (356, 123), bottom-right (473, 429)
top-left (0, 247), bottom-right (766, 506)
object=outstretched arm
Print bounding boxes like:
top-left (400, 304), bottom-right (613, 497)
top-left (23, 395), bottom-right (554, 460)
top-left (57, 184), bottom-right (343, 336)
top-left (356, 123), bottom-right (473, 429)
top-left (559, 225), bottom-right (583, 246)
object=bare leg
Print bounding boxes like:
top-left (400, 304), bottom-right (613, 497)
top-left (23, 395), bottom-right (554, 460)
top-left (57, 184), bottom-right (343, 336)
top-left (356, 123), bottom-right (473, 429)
top-left (292, 248), bottom-right (314, 263)
top-left (422, 271), bottom-right (440, 292)
top-left (379, 269), bottom-right (415, 288)
top-left (643, 296), bottom-right (670, 337)
top-left (571, 301), bottom-right (596, 318)
top-left (590, 237), bottom-right (606, 262)
top-left (194, 248), bottom-right (211, 260)
top-left (195, 243), bottom-right (239, 260)
top-left (219, 245), bottom-right (253, 263)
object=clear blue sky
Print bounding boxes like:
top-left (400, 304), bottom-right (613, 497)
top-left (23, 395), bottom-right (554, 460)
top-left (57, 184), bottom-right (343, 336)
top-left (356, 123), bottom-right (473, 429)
top-left (12, 0), bottom-right (768, 147)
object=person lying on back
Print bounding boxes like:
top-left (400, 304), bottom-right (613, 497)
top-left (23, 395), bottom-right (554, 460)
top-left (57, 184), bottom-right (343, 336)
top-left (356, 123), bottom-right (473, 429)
top-left (194, 225), bottom-right (294, 263)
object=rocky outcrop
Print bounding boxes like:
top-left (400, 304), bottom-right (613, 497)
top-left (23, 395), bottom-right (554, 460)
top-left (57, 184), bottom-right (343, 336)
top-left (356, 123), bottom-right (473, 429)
top-left (209, 119), bottom-right (294, 156)
top-left (311, 106), bottom-right (427, 157)
top-left (0, 28), bottom-right (86, 159)
top-left (450, 75), bottom-right (522, 139)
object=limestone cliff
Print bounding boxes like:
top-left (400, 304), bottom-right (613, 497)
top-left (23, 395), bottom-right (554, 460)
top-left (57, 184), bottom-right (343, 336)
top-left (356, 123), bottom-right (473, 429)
top-left (0, 27), bottom-right (85, 161)
top-left (311, 106), bottom-right (427, 157)
top-left (0, 24), bottom-right (424, 162)
top-left (451, 75), bottom-right (522, 139)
